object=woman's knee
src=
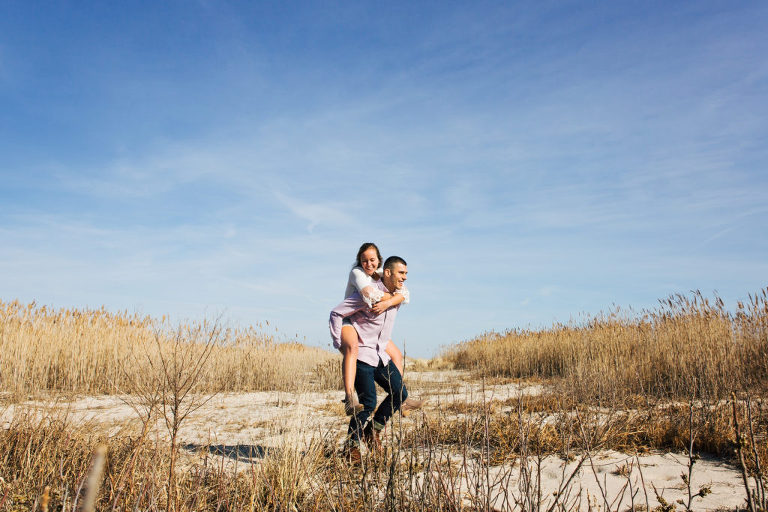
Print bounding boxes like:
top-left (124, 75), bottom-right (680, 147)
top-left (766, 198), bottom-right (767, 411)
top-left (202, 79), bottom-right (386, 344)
top-left (341, 326), bottom-right (359, 348)
top-left (340, 332), bottom-right (359, 356)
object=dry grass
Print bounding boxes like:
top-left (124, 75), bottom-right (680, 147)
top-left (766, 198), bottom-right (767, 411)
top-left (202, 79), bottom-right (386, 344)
top-left (0, 405), bottom-right (459, 512)
top-left (407, 394), bottom-right (768, 462)
top-left (3, 289), bottom-right (768, 510)
top-left (0, 300), bottom-right (339, 400)
top-left (443, 289), bottom-right (768, 401)
top-left (1, 394), bottom-right (765, 512)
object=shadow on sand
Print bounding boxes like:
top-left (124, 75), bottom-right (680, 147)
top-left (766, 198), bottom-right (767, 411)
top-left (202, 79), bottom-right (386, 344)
top-left (182, 443), bottom-right (273, 462)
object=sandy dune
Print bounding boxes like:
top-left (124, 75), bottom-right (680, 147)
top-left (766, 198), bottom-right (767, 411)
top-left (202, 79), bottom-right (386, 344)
top-left (1, 370), bottom-right (749, 511)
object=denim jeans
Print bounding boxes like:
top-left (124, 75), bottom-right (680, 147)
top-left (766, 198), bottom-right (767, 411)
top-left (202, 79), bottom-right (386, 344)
top-left (348, 359), bottom-right (408, 443)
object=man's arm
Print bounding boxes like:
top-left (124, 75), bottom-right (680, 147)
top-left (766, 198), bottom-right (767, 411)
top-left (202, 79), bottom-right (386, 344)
top-left (328, 292), bottom-right (369, 349)
top-left (370, 284), bottom-right (409, 315)
top-left (371, 292), bottom-right (405, 315)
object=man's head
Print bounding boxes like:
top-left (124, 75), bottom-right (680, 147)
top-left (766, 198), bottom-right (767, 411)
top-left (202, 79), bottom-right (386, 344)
top-left (382, 256), bottom-right (407, 293)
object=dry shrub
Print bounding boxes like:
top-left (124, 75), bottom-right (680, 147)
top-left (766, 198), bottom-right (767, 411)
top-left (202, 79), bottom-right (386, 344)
top-left (444, 289), bottom-right (768, 401)
top-left (0, 300), bottom-right (338, 398)
top-left (405, 392), bottom-right (767, 465)
top-left (1, 396), bottom-right (765, 511)
top-left (0, 409), bottom-right (155, 511)
top-left (0, 407), bottom-right (331, 512)
top-left (0, 408), bottom-right (464, 512)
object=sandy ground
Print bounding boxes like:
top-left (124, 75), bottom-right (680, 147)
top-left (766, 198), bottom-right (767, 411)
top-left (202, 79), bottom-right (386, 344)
top-left (1, 370), bottom-right (750, 511)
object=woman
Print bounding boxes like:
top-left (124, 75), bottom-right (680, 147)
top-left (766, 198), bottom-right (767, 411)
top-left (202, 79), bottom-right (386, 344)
top-left (338, 242), bottom-right (421, 416)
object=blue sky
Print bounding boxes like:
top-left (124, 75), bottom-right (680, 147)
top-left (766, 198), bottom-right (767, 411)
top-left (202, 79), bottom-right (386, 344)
top-left (1, 1), bottom-right (766, 357)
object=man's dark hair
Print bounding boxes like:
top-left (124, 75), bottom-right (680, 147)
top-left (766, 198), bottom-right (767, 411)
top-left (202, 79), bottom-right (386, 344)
top-left (383, 256), bottom-right (407, 270)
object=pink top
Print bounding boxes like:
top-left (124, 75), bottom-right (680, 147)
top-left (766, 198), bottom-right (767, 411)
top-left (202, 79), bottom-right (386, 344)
top-left (329, 279), bottom-right (400, 367)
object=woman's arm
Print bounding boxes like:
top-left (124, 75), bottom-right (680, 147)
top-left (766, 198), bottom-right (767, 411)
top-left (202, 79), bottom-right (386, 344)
top-left (370, 285), bottom-right (410, 315)
top-left (349, 267), bottom-right (384, 306)
top-left (376, 285), bottom-right (410, 303)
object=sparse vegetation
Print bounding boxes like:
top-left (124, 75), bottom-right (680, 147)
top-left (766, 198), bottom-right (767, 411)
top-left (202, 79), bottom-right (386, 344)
top-left (1, 290), bottom-right (767, 511)
top-left (1, 395), bottom-right (764, 511)
top-left (0, 300), bottom-right (337, 399)
top-left (444, 289), bottom-right (768, 402)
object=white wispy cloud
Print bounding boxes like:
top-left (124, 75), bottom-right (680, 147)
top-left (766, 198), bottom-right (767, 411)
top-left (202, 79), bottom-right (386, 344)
top-left (272, 191), bottom-right (359, 233)
top-left (2, 2), bottom-right (767, 356)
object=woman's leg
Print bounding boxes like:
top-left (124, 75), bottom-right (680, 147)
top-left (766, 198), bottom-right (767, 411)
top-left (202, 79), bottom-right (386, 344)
top-left (385, 340), bottom-right (404, 376)
top-left (340, 325), bottom-right (362, 414)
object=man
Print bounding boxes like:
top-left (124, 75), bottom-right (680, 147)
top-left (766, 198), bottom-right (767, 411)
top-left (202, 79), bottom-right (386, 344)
top-left (329, 256), bottom-right (409, 460)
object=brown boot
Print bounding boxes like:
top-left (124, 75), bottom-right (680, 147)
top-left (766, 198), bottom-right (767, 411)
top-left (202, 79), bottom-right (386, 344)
top-left (363, 423), bottom-right (382, 452)
top-left (400, 397), bottom-right (424, 417)
top-left (345, 444), bottom-right (362, 465)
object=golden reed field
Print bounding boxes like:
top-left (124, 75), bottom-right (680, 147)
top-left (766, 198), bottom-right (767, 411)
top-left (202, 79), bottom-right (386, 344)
top-left (0, 301), bottom-right (338, 399)
top-left (0, 289), bottom-right (766, 512)
top-left (444, 289), bottom-right (768, 401)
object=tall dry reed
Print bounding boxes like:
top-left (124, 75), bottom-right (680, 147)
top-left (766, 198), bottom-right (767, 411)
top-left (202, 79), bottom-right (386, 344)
top-left (0, 300), bottom-right (338, 399)
top-left (444, 289), bottom-right (768, 401)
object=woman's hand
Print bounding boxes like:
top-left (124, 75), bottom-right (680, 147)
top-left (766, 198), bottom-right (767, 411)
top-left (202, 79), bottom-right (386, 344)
top-left (371, 299), bottom-right (392, 315)
top-left (370, 291), bottom-right (406, 315)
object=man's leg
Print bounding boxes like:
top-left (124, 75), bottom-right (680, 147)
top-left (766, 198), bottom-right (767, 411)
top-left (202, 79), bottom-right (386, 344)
top-left (384, 339), bottom-right (424, 417)
top-left (347, 360), bottom-right (376, 447)
top-left (371, 360), bottom-right (408, 432)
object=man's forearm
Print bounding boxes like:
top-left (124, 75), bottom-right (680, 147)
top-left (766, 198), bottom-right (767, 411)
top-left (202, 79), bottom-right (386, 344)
top-left (383, 293), bottom-right (405, 306)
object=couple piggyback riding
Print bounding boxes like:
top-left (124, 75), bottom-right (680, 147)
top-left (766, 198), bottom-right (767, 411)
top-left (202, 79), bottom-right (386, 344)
top-left (329, 242), bottom-right (422, 459)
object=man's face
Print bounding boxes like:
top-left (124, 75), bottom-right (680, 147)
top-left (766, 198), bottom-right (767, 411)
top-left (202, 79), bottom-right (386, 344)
top-left (383, 263), bottom-right (407, 292)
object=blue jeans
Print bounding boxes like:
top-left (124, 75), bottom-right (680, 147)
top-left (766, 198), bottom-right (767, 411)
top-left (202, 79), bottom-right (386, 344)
top-left (348, 359), bottom-right (408, 443)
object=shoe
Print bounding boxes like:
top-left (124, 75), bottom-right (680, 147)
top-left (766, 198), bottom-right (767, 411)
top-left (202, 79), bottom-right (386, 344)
top-left (344, 394), bottom-right (365, 416)
top-left (363, 423), bottom-right (382, 452)
top-left (400, 397), bottom-right (424, 417)
top-left (345, 444), bottom-right (362, 465)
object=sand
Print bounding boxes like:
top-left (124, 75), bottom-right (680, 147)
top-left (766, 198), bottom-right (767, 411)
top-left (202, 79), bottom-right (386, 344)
top-left (0, 370), bottom-right (750, 511)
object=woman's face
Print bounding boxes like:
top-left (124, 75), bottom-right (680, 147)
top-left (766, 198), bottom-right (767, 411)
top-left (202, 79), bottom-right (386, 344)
top-left (359, 247), bottom-right (380, 276)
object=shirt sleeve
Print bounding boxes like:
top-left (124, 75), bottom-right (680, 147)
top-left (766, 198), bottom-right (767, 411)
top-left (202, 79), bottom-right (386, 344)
top-left (329, 292), bottom-right (368, 349)
top-left (394, 284), bottom-right (410, 304)
top-left (349, 267), bottom-right (384, 307)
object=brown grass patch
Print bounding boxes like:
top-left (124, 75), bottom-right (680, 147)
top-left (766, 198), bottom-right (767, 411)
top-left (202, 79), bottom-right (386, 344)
top-left (444, 289), bottom-right (768, 402)
top-left (0, 300), bottom-right (338, 399)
